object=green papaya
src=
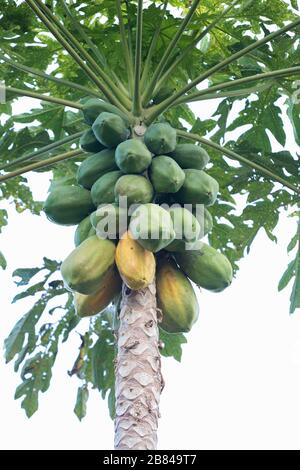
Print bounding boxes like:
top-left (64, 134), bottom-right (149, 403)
top-left (129, 203), bottom-right (175, 253)
top-left (165, 207), bottom-right (201, 252)
top-left (90, 203), bottom-right (128, 239)
top-left (175, 242), bottom-right (233, 292)
top-left (92, 112), bottom-right (129, 148)
top-left (114, 175), bottom-right (154, 207)
top-left (74, 216), bottom-right (96, 247)
top-left (43, 185), bottom-right (95, 226)
top-left (79, 129), bottom-right (106, 153)
top-left (192, 206), bottom-right (213, 236)
top-left (77, 149), bottom-right (118, 189)
top-left (115, 139), bottom-right (152, 174)
top-left (157, 258), bottom-right (199, 333)
top-left (169, 144), bottom-right (210, 170)
top-left (144, 123), bottom-right (177, 154)
top-left (175, 169), bottom-right (219, 206)
top-left (91, 170), bottom-right (123, 206)
top-left (149, 156), bottom-right (185, 193)
top-left (152, 86), bottom-right (175, 105)
top-left (82, 98), bottom-right (130, 125)
top-left (61, 235), bottom-right (116, 295)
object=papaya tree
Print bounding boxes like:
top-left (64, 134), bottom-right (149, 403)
top-left (1, 0), bottom-right (300, 450)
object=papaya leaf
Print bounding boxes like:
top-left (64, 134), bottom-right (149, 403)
top-left (74, 385), bottom-right (89, 421)
top-left (159, 328), bottom-right (187, 362)
top-left (278, 260), bottom-right (296, 292)
top-left (0, 251), bottom-right (7, 269)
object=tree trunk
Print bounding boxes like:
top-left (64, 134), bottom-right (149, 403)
top-left (114, 279), bottom-right (163, 450)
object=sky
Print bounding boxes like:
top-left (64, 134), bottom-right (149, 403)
top-left (0, 94), bottom-right (300, 450)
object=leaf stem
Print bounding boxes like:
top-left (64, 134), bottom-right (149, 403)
top-left (176, 130), bottom-right (300, 195)
top-left (0, 149), bottom-right (83, 183)
top-left (0, 131), bottom-right (84, 171)
top-left (133, 1), bottom-right (143, 116)
top-left (1, 85), bottom-right (83, 109)
top-left (0, 54), bottom-right (101, 98)
top-left (142, 0), bottom-right (201, 105)
top-left (115, 0), bottom-right (134, 95)
top-left (147, 16), bottom-right (300, 121)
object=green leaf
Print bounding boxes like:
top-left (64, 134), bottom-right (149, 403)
top-left (0, 251), bottom-right (7, 269)
top-left (74, 385), bottom-right (89, 421)
top-left (278, 260), bottom-right (296, 291)
top-left (290, 249), bottom-right (300, 314)
top-left (4, 301), bottom-right (45, 363)
top-left (13, 267), bottom-right (41, 286)
top-left (159, 328), bottom-right (187, 362)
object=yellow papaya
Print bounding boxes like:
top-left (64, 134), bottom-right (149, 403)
top-left (61, 235), bottom-right (116, 295)
top-left (115, 231), bottom-right (155, 290)
top-left (156, 258), bottom-right (199, 333)
top-left (74, 267), bottom-right (122, 318)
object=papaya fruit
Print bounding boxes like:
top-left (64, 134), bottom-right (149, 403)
top-left (144, 123), bottom-right (177, 154)
top-left (149, 156), bottom-right (185, 193)
top-left (114, 175), bottom-right (154, 207)
top-left (77, 149), bottom-right (118, 189)
top-left (165, 207), bottom-right (201, 252)
top-left (74, 216), bottom-right (96, 247)
top-left (43, 185), bottom-right (95, 226)
top-left (169, 144), bottom-right (210, 170)
top-left (175, 242), bottom-right (233, 292)
top-left (90, 203), bottom-right (128, 239)
top-left (175, 169), bottom-right (219, 206)
top-left (116, 231), bottom-right (156, 290)
top-left (115, 139), bottom-right (152, 174)
top-left (91, 170), bottom-right (123, 206)
top-left (192, 206), bottom-right (213, 236)
top-left (82, 98), bottom-right (130, 126)
top-left (79, 128), bottom-right (106, 153)
top-left (74, 267), bottom-right (122, 317)
top-left (156, 258), bottom-right (199, 333)
top-left (129, 203), bottom-right (175, 253)
top-left (61, 235), bottom-right (116, 295)
top-left (92, 112), bottom-right (130, 148)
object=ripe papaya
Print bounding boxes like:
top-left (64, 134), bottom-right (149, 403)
top-left (90, 203), bottom-right (128, 239)
top-left (175, 242), bottom-right (233, 292)
top-left (91, 170), bottom-right (123, 206)
top-left (144, 123), bottom-right (177, 154)
top-left (149, 156), bottom-right (185, 193)
top-left (77, 149), bottom-right (118, 189)
top-left (129, 203), bottom-right (175, 253)
top-left (165, 207), bottom-right (201, 252)
top-left (156, 258), bottom-right (199, 333)
top-left (61, 235), bottom-right (116, 295)
top-left (79, 128), bottom-right (106, 153)
top-left (74, 267), bottom-right (122, 317)
top-left (82, 98), bottom-right (130, 126)
top-left (74, 216), bottom-right (96, 247)
top-left (114, 175), bottom-right (154, 207)
top-left (175, 169), bottom-right (219, 206)
top-left (115, 231), bottom-right (155, 290)
top-left (43, 185), bottom-right (95, 226)
top-left (115, 139), bottom-right (152, 174)
top-left (92, 112), bottom-right (129, 148)
top-left (169, 144), bottom-right (210, 170)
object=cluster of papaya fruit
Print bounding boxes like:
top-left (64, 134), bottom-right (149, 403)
top-left (43, 98), bottom-right (233, 334)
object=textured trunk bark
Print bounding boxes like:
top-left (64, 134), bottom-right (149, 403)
top-left (114, 279), bottom-right (163, 450)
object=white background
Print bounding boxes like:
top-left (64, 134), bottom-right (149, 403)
top-left (0, 96), bottom-right (299, 450)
